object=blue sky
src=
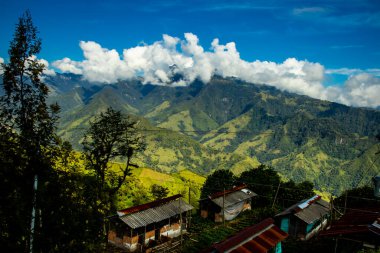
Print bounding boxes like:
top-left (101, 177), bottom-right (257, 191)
top-left (1, 0), bottom-right (380, 107)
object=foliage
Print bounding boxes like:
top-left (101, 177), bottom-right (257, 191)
top-left (238, 164), bottom-right (281, 206)
top-left (82, 107), bottom-right (145, 247)
top-left (0, 12), bottom-right (110, 252)
top-left (150, 184), bottom-right (169, 200)
top-left (0, 11), bottom-right (62, 252)
top-left (1, 10), bottom-right (59, 150)
top-left (83, 107), bottom-right (145, 213)
top-left (200, 169), bottom-right (236, 198)
top-left (334, 186), bottom-right (380, 210)
top-left (277, 180), bottom-right (315, 207)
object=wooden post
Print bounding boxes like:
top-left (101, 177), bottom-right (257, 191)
top-left (334, 238), bottom-right (338, 253)
top-left (179, 197), bottom-right (183, 251)
top-left (272, 182), bottom-right (281, 209)
top-left (329, 194), bottom-right (334, 226)
top-left (344, 191), bottom-right (348, 214)
top-left (223, 188), bottom-right (225, 226)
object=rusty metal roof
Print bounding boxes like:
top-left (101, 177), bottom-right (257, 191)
top-left (208, 218), bottom-right (288, 253)
top-left (117, 194), bottom-right (182, 216)
top-left (211, 188), bottom-right (257, 208)
top-left (119, 198), bottom-right (193, 229)
top-left (319, 208), bottom-right (380, 238)
top-left (209, 184), bottom-right (249, 199)
top-left (276, 195), bottom-right (330, 224)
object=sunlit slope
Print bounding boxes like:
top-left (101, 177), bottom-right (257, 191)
top-left (48, 74), bottom-right (380, 194)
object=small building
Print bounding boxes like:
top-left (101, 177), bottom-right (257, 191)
top-left (108, 194), bottom-right (193, 252)
top-left (199, 184), bottom-right (257, 222)
top-left (319, 208), bottom-right (380, 251)
top-left (275, 195), bottom-right (330, 240)
top-left (202, 218), bottom-right (288, 253)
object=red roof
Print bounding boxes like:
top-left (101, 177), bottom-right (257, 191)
top-left (319, 208), bottom-right (380, 237)
top-left (209, 218), bottom-right (288, 253)
top-left (117, 194), bottom-right (182, 216)
top-left (209, 184), bottom-right (248, 199)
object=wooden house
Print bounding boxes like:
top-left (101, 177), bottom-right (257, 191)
top-left (275, 195), bottom-right (330, 240)
top-left (199, 185), bottom-right (257, 222)
top-left (202, 218), bottom-right (288, 253)
top-left (319, 208), bottom-right (380, 251)
top-left (108, 194), bottom-right (193, 252)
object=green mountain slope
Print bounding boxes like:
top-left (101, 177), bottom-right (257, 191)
top-left (47, 74), bottom-right (380, 195)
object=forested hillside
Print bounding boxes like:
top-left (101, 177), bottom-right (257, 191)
top-left (46, 74), bottom-right (380, 194)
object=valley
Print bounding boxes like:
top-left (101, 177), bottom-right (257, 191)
top-left (47, 74), bottom-right (380, 195)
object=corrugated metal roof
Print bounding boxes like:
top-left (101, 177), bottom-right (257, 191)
top-left (275, 195), bottom-right (330, 224)
top-left (294, 199), bottom-right (330, 224)
top-left (209, 184), bottom-right (249, 199)
top-left (120, 198), bottom-right (193, 229)
top-left (211, 189), bottom-right (257, 208)
top-left (117, 194), bottom-right (182, 216)
top-left (209, 218), bottom-right (288, 253)
top-left (320, 208), bottom-right (380, 238)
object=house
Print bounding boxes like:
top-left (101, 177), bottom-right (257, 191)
top-left (275, 195), bottom-right (330, 240)
top-left (319, 208), bottom-right (380, 251)
top-left (199, 184), bottom-right (257, 222)
top-left (108, 194), bottom-right (194, 252)
top-left (202, 218), bottom-right (288, 253)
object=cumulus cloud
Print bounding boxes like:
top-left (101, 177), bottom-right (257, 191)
top-left (0, 56), bottom-right (56, 77)
top-left (51, 33), bottom-right (380, 108)
top-left (25, 55), bottom-right (56, 77)
top-left (52, 57), bottom-right (82, 75)
top-left (322, 74), bottom-right (380, 108)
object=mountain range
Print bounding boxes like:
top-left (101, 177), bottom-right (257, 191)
top-left (45, 73), bottom-right (380, 195)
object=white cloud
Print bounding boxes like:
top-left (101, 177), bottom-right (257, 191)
top-left (0, 56), bottom-right (56, 76)
top-left (326, 68), bottom-right (380, 77)
top-left (52, 57), bottom-right (82, 75)
top-left (38, 58), bottom-right (56, 76)
top-left (51, 33), bottom-right (380, 108)
top-left (321, 74), bottom-right (380, 108)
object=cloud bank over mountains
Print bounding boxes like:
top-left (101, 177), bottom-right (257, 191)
top-left (1, 34), bottom-right (380, 108)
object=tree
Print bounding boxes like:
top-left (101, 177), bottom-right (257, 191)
top-left (238, 164), bottom-right (281, 206)
top-left (201, 169), bottom-right (236, 199)
top-left (150, 184), bottom-right (169, 200)
top-left (0, 10), bottom-right (59, 252)
top-left (1, 10), bottom-right (59, 149)
top-left (277, 180), bottom-right (314, 207)
top-left (82, 107), bottom-right (145, 241)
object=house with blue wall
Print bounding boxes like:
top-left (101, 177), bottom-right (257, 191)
top-left (275, 195), bottom-right (330, 240)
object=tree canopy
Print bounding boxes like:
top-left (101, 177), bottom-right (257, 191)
top-left (201, 169), bottom-right (236, 198)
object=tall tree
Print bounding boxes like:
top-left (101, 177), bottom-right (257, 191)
top-left (0, 10), bottom-right (59, 252)
top-left (201, 169), bottom-right (236, 199)
top-left (238, 165), bottom-right (281, 206)
top-left (83, 107), bottom-right (145, 241)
